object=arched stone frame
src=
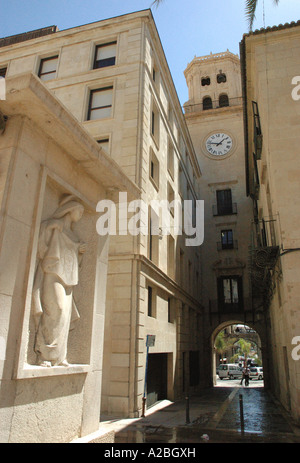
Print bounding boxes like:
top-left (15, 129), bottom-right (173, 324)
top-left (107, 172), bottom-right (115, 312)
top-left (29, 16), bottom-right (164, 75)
top-left (203, 96), bottom-right (212, 110)
top-left (219, 93), bottom-right (229, 108)
top-left (210, 319), bottom-right (266, 387)
top-left (207, 256), bottom-right (267, 386)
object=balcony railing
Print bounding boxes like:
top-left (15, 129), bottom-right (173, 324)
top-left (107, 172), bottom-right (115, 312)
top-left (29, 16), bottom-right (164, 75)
top-left (252, 101), bottom-right (263, 160)
top-left (248, 217), bottom-right (280, 311)
top-left (251, 217), bottom-right (278, 249)
top-left (208, 298), bottom-right (252, 317)
top-left (217, 240), bottom-right (238, 251)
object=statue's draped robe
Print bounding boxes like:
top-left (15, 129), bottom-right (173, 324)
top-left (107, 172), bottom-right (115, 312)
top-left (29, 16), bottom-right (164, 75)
top-left (32, 220), bottom-right (80, 365)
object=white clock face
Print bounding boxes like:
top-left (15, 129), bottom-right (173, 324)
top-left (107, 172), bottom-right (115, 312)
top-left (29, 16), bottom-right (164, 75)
top-left (205, 133), bottom-right (233, 156)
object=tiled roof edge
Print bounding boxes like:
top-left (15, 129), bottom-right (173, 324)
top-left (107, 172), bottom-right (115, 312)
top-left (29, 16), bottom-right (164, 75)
top-left (242, 19), bottom-right (300, 39)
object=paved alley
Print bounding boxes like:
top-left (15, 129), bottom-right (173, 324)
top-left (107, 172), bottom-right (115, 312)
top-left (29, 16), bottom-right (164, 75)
top-left (78, 384), bottom-right (300, 444)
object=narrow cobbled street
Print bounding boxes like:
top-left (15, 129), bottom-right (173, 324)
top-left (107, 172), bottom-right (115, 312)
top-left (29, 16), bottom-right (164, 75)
top-left (93, 384), bottom-right (300, 444)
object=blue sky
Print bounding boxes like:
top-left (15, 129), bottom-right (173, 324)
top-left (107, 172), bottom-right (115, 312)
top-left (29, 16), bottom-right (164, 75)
top-left (0, 0), bottom-right (299, 104)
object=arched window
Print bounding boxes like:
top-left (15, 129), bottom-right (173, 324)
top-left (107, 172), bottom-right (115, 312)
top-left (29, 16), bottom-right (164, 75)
top-left (219, 94), bottom-right (229, 108)
top-left (201, 77), bottom-right (210, 86)
top-left (203, 96), bottom-right (213, 110)
top-left (217, 72), bottom-right (227, 83)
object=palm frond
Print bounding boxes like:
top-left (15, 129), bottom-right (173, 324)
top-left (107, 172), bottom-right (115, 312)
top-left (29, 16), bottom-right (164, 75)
top-left (153, 0), bottom-right (279, 32)
top-left (245, 0), bottom-right (280, 31)
top-left (151, 0), bottom-right (164, 7)
top-left (245, 0), bottom-right (258, 31)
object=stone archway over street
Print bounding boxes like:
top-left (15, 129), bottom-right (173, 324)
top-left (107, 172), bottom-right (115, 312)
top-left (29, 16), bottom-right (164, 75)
top-left (201, 316), bottom-right (270, 390)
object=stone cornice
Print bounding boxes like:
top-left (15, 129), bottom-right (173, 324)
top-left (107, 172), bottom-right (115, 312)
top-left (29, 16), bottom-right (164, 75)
top-left (184, 103), bottom-right (243, 122)
top-left (184, 50), bottom-right (240, 77)
top-left (1, 73), bottom-right (140, 200)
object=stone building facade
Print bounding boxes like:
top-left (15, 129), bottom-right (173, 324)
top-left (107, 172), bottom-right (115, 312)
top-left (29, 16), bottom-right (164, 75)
top-left (0, 10), bottom-right (203, 441)
top-left (240, 21), bottom-right (300, 423)
top-left (1, 7), bottom-right (300, 443)
top-left (183, 51), bottom-right (254, 385)
top-left (0, 72), bottom-right (138, 442)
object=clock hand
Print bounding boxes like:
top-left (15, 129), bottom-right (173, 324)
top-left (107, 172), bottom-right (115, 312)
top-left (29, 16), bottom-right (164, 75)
top-left (216, 137), bottom-right (228, 146)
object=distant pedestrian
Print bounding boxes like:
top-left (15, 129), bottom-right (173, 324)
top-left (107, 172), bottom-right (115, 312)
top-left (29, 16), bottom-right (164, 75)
top-left (240, 367), bottom-right (250, 386)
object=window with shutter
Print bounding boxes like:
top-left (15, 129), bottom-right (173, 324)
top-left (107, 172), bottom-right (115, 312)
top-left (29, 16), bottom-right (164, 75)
top-left (216, 189), bottom-right (232, 215)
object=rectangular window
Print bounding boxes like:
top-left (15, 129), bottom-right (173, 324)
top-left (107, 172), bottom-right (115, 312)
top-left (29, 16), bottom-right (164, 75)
top-left (221, 230), bottom-right (233, 249)
top-left (167, 140), bottom-right (175, 179)
top-left (149, 149), bottom-right (159, 188)
top-left (149, 207), bottom-right (159, 265)
top-left (151, 100), bottom-right (160, 146)
top-left (223, 278), bottom-right (239, 304)
top-left (147, 286), bottom-right (156, 318)
top-left (0, 68), bottom-right (7, 78)
top-left (38, 56), bottom-right (58, 81)
top-left (152, 61), bottom-right (160, 91)
top-left (94, 42), bottom-right (117, 69)
top-left (167, 182), bottom-right (175, 216)
top-left (148, 286), bottom-right (153, 317)
top-left (168, 298), bottom-right (171, 322)
top-left (178, 162), bottom-right (185, 197)
top-left (150, 160), bottom-right (154, 178)
top-left (218, 276), bottom-right (243, 312)
top-left (87, 87), bottom-right (113, 120)
top-left (97, 138), bottom-right (110, 152)
top-left (149, 218), bottom-right (153, 261)
top-left (216, 189), bottom-right (233, 215)
top-left (151, 111), bottom-right (155, 136)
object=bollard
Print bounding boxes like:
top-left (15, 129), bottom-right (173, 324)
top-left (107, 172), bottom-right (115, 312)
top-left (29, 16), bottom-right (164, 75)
top-left (239, 394), bottom-right (244, 435)
top-left (185, 396), bottom-right (190, 424)
top-left (142, 396), bottom-right (146, 417)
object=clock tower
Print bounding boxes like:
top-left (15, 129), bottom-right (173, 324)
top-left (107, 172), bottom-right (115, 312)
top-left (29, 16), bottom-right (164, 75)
top-left (184, 51), bottom-right (253, 384)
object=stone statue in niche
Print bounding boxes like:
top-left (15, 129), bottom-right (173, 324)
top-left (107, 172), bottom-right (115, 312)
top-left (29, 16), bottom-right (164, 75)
top-left (32, 194), bottom-right (86, 367)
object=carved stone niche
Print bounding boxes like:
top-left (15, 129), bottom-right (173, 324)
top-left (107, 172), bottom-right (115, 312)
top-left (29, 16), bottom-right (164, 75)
top-left (18, 175), bottom-right (98, 378)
